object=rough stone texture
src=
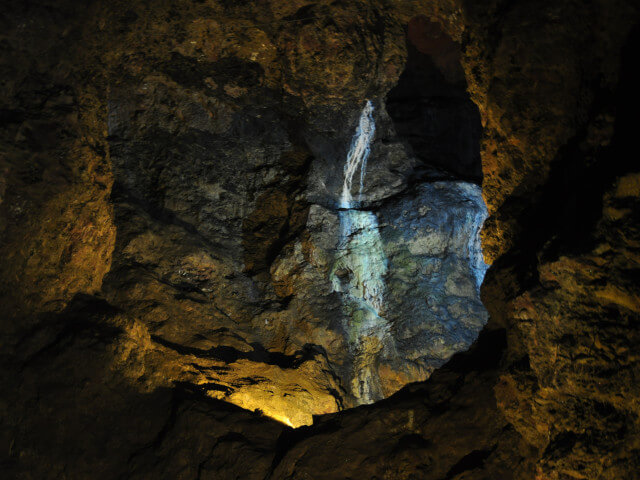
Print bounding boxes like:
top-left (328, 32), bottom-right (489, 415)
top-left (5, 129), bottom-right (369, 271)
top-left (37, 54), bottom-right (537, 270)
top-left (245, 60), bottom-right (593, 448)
top-left (1, 0), bottom-right (640, 479)
top-left (0, 1), bottom-right (115, 327)
top-left (0, 296), bottom-right (286, 479)
top-left (88, 0), bottom-right (488, 424)
top-left (272, 180), bottom-right (487, 405)
top-left (461, 0), bottom-right (640, 264)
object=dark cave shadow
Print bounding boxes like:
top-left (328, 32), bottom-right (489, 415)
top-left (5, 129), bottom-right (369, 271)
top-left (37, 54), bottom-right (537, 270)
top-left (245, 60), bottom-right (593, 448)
top-left (487, 21), bottom-right (640, 292)
top-left (386, 16), bottom-right (483, 185)
top-left (4, 293), bottom-right (290, 477)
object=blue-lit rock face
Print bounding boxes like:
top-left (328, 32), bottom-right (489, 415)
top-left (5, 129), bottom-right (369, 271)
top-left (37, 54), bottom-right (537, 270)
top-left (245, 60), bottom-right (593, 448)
top-left (272, 100), bottom-right (489, 405)
top-left (331, 208), bottom-right (389, 402)
top-left (332, 210), bottom-right (387, 317)
top-left (377, 181), bottom-right (488, 388)
top-left (285, 180), bottom-right (488, 406)
top-left (329, 101), bottom-right (391, 402)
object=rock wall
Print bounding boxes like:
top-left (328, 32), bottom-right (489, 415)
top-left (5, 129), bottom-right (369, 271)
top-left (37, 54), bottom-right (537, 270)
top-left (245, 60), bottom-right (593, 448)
top-left (88, 0), bottom-right (488, 424)
top-left (0, 1), bottom-right (115, 328)
top-left (1, 0), bottom-right (639, 479)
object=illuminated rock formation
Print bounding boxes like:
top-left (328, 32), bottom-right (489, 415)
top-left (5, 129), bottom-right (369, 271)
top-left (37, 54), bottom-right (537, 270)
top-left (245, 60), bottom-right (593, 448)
top-left (331, 100), bottom-right (389, 403)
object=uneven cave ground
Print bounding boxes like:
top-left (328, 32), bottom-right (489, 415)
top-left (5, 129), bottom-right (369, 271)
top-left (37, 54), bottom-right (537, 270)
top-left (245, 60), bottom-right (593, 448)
top-left (1, 1), bottom-right (640, 479)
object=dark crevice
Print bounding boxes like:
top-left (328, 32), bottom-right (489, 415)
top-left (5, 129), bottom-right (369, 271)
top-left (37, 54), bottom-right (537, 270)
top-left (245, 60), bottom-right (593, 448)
top-left (177, 380), bottom-right (234, 396)
top-left (151, 334), bottom-right (324, 369)
top-left (158, 52), bottom-right (264, 94)
top-left (443, 446), bottom-right (495, 480)
top-left (264, 418), bottom-right (343, 480)
top-left (386, 19), bottom-right (483, 184)
top-left (393, 433), bottom-right (433, 452)
top-left (441, 327), bottom-right (507, 375)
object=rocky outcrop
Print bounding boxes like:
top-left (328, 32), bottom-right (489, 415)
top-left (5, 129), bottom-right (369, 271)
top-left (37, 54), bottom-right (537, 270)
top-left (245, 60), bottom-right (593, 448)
top-left (1, 0), bottom-right (639, 479)
top-left (272, 179), bottom-right (488, 406)
top-left (0, 296), bottom-right (286, 479)
top-left (89, 0), bottom-right (489, 424)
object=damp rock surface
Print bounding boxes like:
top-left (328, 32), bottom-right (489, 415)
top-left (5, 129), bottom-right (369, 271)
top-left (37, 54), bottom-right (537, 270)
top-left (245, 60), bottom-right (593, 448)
top-left (277, 179), bottom-right (488, 404)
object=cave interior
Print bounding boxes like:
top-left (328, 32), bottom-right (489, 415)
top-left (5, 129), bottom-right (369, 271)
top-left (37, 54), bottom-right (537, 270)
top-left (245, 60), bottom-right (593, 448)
top-left (1, 1), bottom-right (640, 479)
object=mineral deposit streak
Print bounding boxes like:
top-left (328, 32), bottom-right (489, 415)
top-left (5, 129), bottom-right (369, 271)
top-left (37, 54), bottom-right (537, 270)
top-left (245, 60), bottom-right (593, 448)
top-left (340, 100), bottom-right (376, 209)
top-left (332, 100), bottom-right (389, 404)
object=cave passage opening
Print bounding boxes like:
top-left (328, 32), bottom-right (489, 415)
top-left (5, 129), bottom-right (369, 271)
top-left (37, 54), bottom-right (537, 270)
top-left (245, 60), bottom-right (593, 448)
top-left (387, 15), bottom-right (484, 183)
